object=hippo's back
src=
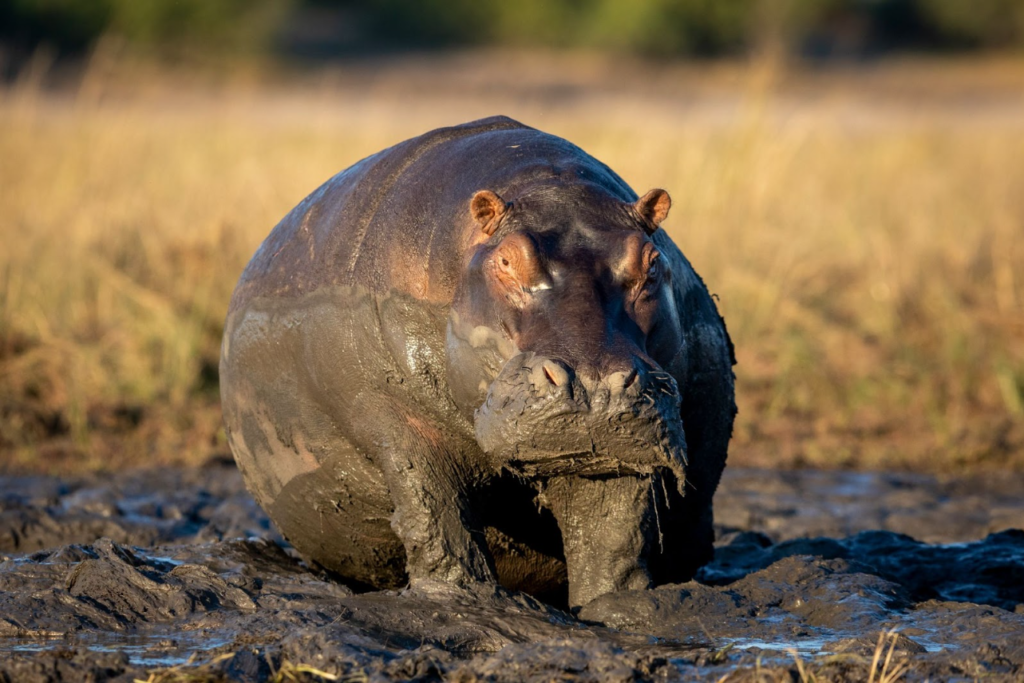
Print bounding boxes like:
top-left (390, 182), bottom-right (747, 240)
top-left (227, 116), bottom-right (635, 313)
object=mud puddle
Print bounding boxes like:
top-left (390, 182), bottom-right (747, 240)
top-left (1, 463), bottom-right (1023, 681)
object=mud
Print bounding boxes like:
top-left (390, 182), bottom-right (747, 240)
top-left (1, 462), bottom-right (1023, 682)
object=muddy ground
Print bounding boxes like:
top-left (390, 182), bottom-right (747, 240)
top-left (1, 462), bottom-right (1023, 682)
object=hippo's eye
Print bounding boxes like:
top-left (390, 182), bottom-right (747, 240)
top-left (646, 253), bottom-right (662, 286)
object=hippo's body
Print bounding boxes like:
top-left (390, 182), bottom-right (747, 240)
top-left (221, 116), bottom-right (735, 609)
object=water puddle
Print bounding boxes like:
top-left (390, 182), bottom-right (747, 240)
top-left (2, 632), bottom-right (233, 667)
top-left (724, 637), bottom-right (829, 655)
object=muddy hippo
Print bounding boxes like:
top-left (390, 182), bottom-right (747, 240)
top-left (220, 116), bottom-right (735, 610)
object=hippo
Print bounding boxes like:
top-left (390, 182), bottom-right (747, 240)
top-left (220, 116), bottom-right (736, 610)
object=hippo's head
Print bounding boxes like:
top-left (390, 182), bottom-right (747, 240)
top-left (446, 184), bottom-right (688, 489)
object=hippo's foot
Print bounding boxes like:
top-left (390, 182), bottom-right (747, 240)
top-left (403, 576), bottom-right (498, 600)
top-left (402, 576), bottom-right (547, 608)
top-left (540, 473), bottom-right (662, 610)
top-left (403, 576), bottom-right (573, 622)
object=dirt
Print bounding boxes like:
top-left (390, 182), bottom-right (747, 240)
top-left (1, 462), bottom-right (1023, 682)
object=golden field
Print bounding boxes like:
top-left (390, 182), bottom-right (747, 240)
top-left (1, 50), bottom-right (1023, 474)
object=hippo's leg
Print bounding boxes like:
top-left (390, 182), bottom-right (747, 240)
top-left (478, 473), bottom-right (569, 606)
top-left (540, 473), bottom-right (658, 610)
top-left (270, 448), bottom-right (406, 590)
top-left (375, 410), bottom-right (497, 588)
top-left (649, 474), bottom-right (715, 586)
top-left (650, 367), bottom-right (735, 585)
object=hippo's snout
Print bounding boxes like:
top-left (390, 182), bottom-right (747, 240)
top-left (474, 353), bottom-right (688, 487)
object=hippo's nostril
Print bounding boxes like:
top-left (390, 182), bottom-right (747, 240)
top-left (605, 367), bottom-right (640, 396)
top-left (529, 359), bottom-right (570, 393)
top-left (542, 360), bottom-right (569, 387)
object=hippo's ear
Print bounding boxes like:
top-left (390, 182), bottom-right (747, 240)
top-left (634, 189), bottom-right (671, 235)
top-left (470, 190), bottom-right (509, 236)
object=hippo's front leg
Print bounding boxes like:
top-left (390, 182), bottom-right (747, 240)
top-left (540, 473), bottom-right (660, 610)
top-left (377, 414), bottom-right (497, 588)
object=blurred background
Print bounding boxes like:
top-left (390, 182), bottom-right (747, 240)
top-left (1, 0), bottom-right (1022, 474)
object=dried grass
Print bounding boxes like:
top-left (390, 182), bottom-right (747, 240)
top-left (2, 49), bottom-right (1023, 473)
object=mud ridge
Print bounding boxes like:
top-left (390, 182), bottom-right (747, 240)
top-left (1, 463), bottom-right (1023, 682)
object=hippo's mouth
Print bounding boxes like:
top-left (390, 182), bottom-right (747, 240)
top-left (502, 447), bottom-right (681, 480)
top-left (474, 352), bottom-right (688, 490)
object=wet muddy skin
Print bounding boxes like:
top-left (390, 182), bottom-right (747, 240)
top-left (219, 117), bottom-right (737, 611)
top-left (1, 462), bottom-right (1023, 682)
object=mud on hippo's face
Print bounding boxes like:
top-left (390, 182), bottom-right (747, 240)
top-left (446, 185), bottom-right (688, 486)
